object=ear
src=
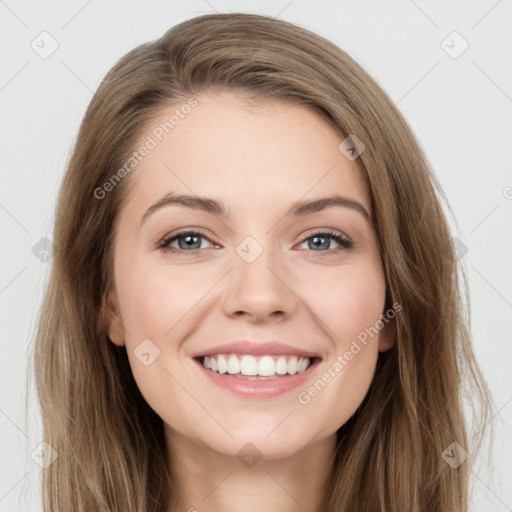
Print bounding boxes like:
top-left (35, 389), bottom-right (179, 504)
top-left (103, 290), bottom-right (125, 347)
top-left (377, 311), bottom-right (397, 352)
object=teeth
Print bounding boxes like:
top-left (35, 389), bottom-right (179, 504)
top-left (258, 355), bottom-right (275, 376)
top-left (202, 354), bottom-right (312, 377)
top-left (297, 357), bottom-right (309, 373)
top-left (275, 356), bottom-right (288, 375)
top-left (227, 354), bottom-right (240, 374)
top-left (217, 355), bottom-right (228, 374)
top-left (241, 355), bottom-right (258, 375)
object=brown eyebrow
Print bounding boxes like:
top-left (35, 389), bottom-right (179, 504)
top-left (140, 192), bottom-right (372, 226)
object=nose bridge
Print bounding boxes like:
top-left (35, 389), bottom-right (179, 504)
top-left (235, 233), bottom-right (282, 287)
top-left (221, 233), bottom-right (297, 320)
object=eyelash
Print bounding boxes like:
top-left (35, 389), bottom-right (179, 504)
top-left (156, 228), bottom-right (353, 257)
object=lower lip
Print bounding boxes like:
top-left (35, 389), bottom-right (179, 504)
top-left (193, 357), bottom-right (321, 398)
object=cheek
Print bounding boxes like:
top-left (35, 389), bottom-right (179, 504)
top-left (302, 263), bottom-right (386, 347)
top-left (296, 262), bottom-right (384, 415)
top-left (117, 264), bottom-right (191, 416)
top-left (118, 259), bottom-right (201, 338)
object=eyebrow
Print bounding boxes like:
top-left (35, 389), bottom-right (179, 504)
top-left (140, 192), bottom-right (372, 226)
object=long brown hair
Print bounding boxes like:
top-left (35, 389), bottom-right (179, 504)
top-left (33, 12), bottom-right (492, 511)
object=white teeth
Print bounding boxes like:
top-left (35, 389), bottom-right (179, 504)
top-left (227, 354), bottom-right (240, 374)
top-left (287, 356), bottom-right (298, 375)
top-left (297, 357), bottom-right (309, 373)
top-left (201, 354), bottom-right (312, 377)
top-left (275, 356), bottom-right (288, 375)
top-left (217, 355), bottom-right (228, 374)
top-left (241, 355), bottom-right (258, 375)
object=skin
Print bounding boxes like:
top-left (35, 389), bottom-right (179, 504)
top-left (106, 91), bottom-right (396, 512)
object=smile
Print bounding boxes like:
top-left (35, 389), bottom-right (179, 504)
top-left (201, 353), bottom-right (311, 378)
top-left (193, 355), bottom-right (322, 398)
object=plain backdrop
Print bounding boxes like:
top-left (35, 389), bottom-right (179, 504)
top-left (1, 1), bottom-right (511, 510)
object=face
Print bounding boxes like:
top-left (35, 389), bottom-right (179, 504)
top-left (106, 91), bottom-right (395, 459)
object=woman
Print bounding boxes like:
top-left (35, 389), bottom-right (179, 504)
top-left (34, 12), bottom-right (491, 511)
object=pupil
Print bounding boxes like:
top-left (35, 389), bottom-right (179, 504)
top-left (311, 236), bottom-right (328, 250)
top-left (180, 235), bottom-right (200, 250)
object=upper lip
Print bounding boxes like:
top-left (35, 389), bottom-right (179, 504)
top-left (192, 341), bottom-right (321, 359)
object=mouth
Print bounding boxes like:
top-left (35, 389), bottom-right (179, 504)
top-left (194, 354), bottom-right (321, 379)
top-left (192, 354), bottom-right (322, 398)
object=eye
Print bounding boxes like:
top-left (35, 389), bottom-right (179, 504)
top-left (156, 228), bottom-right (353, 257)
top-left (157, 229), bottom-right (216, 256)
top-left (296, 229), bottom-right (353, 255)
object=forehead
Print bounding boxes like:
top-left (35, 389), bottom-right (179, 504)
top-left (119, 92), bottom-right (371, 224)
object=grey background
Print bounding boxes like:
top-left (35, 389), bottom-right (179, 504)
top-left (1, 0), bottom-right (511, 510)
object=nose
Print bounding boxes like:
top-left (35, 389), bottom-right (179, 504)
top-left (221, 243), bottom-right (299, 324)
